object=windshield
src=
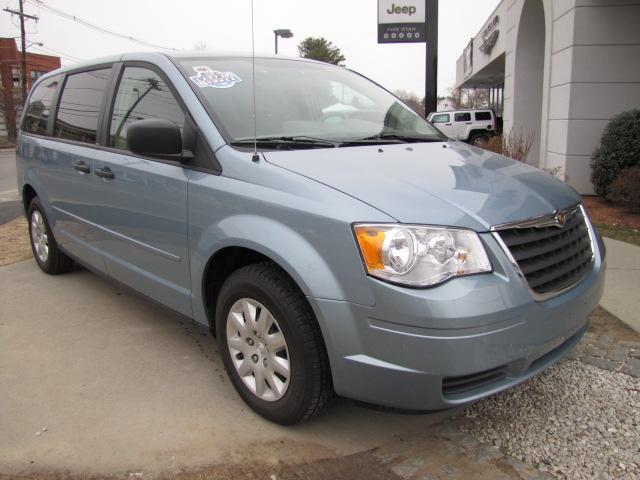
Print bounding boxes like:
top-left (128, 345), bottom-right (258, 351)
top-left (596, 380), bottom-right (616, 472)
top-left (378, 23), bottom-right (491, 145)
top-left (176, 57), bottom-right (446, 146)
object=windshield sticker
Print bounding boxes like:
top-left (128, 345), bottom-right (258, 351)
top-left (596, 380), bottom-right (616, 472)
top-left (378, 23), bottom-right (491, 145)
top-left (189, 66), bottom-right (242, 88)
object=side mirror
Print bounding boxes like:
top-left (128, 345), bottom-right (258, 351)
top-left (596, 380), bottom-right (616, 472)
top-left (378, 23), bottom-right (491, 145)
top-left (127, 118), bottom-right (184, 159)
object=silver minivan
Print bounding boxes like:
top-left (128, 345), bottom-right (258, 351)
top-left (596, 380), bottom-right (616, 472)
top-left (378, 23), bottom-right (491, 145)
top-left (16, 52), bottom-right (605, 424)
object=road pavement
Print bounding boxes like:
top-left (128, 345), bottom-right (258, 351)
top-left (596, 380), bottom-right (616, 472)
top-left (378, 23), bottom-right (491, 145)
top-left (0, 261), bottom-right (455, 477)
top-left (0, 149), bottom-right (17, 201)
top-left (0, 150), bottom-right (20, 224)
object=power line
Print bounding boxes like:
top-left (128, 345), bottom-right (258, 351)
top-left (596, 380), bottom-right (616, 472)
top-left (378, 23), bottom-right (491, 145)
top-left (30, 44), bottom-right (84, 63)
top-left (25, 0), bottom-right (177, 51)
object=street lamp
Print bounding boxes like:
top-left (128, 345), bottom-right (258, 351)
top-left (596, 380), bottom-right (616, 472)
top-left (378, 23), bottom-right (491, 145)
top-left (273, 29), bottom-right (293, 55)
top-left (8, 37), bottom-right (44, 50)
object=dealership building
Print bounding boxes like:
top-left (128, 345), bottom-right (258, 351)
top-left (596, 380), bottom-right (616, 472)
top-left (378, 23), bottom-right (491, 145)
top-left (455, 0), bottom-right (640, 194)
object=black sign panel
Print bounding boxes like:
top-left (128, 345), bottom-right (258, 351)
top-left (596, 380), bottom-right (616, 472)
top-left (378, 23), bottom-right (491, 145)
top-left (378, 23), bottom-right (426, 43)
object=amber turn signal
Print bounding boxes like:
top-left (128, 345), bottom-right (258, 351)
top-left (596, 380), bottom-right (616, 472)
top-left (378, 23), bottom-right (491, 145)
top-left (354, 226), bottom-right (385, 270)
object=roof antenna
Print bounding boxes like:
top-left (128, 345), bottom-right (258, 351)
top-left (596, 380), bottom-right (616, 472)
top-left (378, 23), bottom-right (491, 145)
top-left (250, 0), bottom-right (259, 162)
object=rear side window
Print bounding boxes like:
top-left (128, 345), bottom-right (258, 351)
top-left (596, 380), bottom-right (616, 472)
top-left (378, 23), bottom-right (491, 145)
top-left (475, 111), bottom-right (492, 121)
top-left (54, 68), bottom-right (112, 144)
top-left (22, 74), bottom-right (62, 135)
top-left (108, 67), bottom-right (185, 150)
top-left (454, 112), bottom-right (471, 122)
top-left (431, 113), bottom-right (449, 123)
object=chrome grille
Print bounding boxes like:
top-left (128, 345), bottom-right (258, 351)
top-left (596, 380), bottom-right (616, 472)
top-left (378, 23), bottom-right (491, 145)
top-left (494, 206), bottom-right (594, 297)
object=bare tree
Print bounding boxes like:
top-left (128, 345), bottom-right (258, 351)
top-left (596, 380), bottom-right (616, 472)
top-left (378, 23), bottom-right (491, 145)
top-left (393, 90), bottom-right (425, 117)
top-left (482, 129), bottom-right (535, 162)
top-left (193, 40), bottom-right (207, 51)
top-left (0, 83), bottom-right (21, 143)
top-left (446, 87), bottom-right (489, 110)
top-left (447, 88), bottom-right (464, 109)
top-left (465, 88), bottom-right (489, 109)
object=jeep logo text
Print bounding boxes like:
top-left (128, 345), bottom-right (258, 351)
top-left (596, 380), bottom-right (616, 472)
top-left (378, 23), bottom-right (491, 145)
top-left (386, 4), bottom-right (417, 15)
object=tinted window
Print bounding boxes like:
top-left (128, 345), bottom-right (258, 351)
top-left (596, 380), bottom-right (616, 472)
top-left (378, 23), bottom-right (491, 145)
top-left (454, 112), bottom-right (471, 122)
top-left (22, 74), bottom-right (62, 135)
top-left (475, 111), bottom-right (492, 121)
top-left (431, 113), bottom-right (450, 123)
top-left (109, 67), bottom-right (185, 150)
top-left (54, 68), bottom-right (111, 144)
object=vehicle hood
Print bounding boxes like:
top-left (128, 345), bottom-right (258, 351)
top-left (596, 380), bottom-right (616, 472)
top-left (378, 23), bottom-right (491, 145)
top-left (263, 141), bottom-right (580, 231)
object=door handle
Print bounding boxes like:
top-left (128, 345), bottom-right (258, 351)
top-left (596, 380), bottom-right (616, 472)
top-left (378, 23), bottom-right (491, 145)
top-left (73, 161), bottom-right (90, 174)
top-left (465, 122), bottom-right (472, 125)
top-left (95, 166), bottom-right (115, 180)
top-left (444, 123), bottom-right (452, 126)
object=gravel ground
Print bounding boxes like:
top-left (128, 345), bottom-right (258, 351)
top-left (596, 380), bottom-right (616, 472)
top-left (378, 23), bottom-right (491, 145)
top-left (458, 359), bottom-right (640, 480)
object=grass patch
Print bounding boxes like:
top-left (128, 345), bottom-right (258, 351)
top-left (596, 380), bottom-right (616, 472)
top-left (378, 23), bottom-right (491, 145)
top-left (594, 223), bottom-right (640, 247)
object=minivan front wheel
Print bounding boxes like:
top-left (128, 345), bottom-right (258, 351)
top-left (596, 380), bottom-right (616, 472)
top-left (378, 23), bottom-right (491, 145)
top-left (226, 297), bottom-right (291, 401)
top-left (27, 197), bottom-right (73, 274)
top-left (215, 262), bottom-right (332, 424)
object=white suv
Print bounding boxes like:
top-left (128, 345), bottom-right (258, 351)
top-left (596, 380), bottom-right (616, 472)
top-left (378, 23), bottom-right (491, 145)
top-left (428, 109), bottom-right (496, 145)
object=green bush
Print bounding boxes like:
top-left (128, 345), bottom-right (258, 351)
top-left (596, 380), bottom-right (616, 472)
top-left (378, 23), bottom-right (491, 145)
top-left (591, 109), bottom-right (640, 197)
top-left (607, 166), bottom-right (640, 212)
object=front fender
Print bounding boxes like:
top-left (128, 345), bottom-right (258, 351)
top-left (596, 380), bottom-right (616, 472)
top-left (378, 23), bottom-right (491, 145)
top-left (189, 213), bottom-right (374, 327)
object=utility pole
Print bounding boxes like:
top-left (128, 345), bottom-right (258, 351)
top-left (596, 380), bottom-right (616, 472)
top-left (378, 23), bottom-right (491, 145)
top-left (3, 0), bottom-right (39, 104)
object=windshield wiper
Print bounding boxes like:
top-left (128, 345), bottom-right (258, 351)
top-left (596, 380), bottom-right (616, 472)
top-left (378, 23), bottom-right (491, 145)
top-left (230, 136), bottom-right (338, 149)
top-left (355, 133), bottom-right (443, 143)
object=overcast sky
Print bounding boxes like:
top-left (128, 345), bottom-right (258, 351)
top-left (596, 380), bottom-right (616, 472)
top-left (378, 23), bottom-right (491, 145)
top-left (2, 0), bottom-right (499, 97)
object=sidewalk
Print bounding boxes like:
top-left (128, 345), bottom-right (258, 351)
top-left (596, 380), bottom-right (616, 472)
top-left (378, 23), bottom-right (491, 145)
top-left (600, 237), bottom-right (640, 333)
top-left (0, 149), bottom-right (19, 225)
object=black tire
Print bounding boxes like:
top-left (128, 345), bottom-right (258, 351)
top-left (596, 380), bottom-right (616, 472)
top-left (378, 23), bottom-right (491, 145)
top-left (215, 262), bottom-right (333, 424)
top-left (27, 197), bottom-right (74, 274)
top-left (469, 131), bottom-right (490, 146)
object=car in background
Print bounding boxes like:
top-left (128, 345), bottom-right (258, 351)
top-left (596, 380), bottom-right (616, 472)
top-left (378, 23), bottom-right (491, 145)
top-left (428, 109), bottom-right (496, 145)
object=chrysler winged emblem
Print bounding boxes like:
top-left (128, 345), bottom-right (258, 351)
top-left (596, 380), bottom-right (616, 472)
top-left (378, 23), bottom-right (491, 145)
top-left (554, 211), bottom-right (566, 228)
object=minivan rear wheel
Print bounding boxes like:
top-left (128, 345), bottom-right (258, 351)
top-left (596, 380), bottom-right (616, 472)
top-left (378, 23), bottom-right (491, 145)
top-left (215, 262), bottom-right (332, 424)
top-left (27, 197), bottom-right (73, 274)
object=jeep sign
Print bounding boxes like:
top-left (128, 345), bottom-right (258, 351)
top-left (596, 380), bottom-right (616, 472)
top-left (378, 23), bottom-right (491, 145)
top-left (378, 0), bottom-right (426, 44)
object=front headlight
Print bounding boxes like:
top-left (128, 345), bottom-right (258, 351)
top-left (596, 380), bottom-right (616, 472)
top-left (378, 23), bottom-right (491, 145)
top-left (353, 224), bottom-right (492, 287)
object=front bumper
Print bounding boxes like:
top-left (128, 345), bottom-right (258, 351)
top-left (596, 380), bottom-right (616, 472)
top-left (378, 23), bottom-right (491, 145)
top-left (309, 231), bottom-right (606, 411)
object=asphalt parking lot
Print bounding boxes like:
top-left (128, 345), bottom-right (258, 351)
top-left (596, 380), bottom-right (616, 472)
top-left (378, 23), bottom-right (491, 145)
top-left (2, 259), bottom-right (638, 480)
top-left (0, 260), bottom-right (458, 477)
top-left (0, 150), bottom-right (21, 225)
